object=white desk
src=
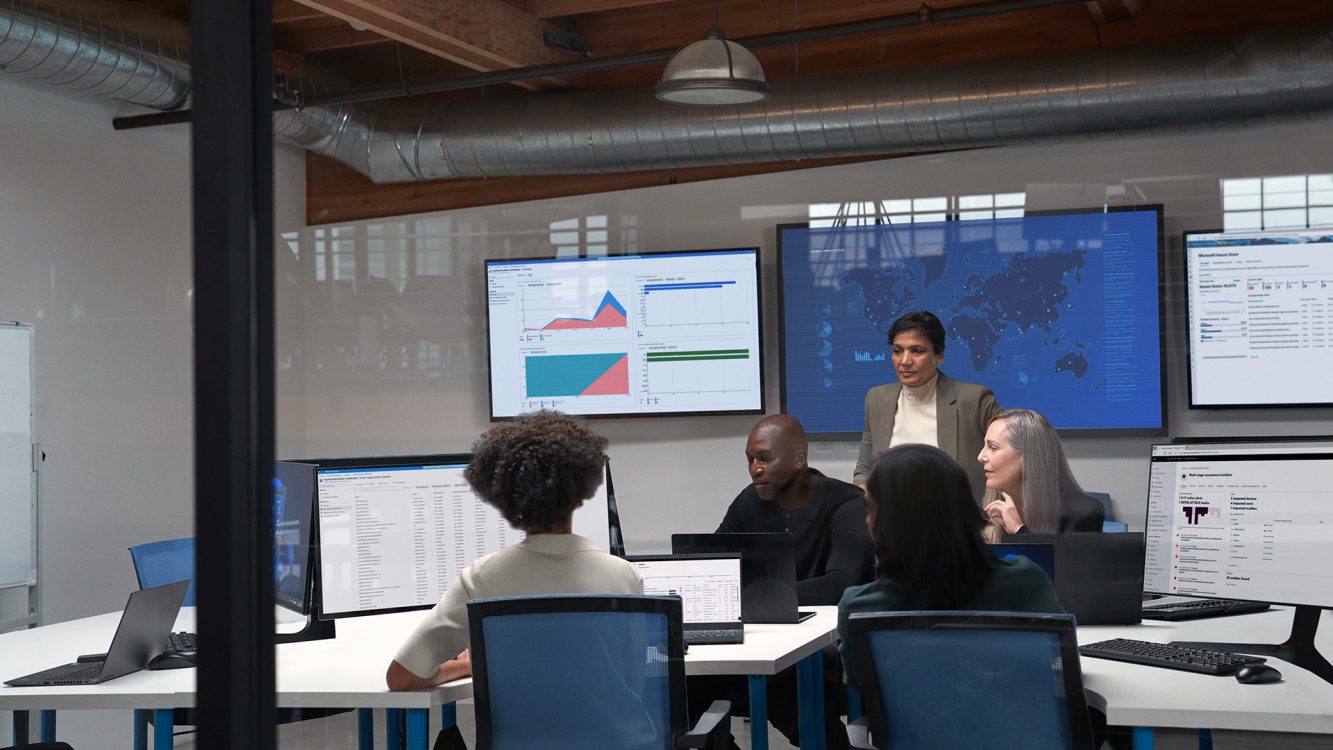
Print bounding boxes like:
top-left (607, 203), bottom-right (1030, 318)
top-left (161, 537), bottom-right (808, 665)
top-left (2, 605), bottom-right (839, 750)
top-left (1077, 606), bottom-right (1333, 747)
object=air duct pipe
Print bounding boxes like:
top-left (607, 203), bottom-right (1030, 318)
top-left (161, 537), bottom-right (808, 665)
top-left (275, 23), bottom-right (1333, 183)
top-left (0, 0), bottom-right (189, 110)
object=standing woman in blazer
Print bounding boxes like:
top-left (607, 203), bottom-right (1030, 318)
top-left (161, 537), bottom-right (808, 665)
top-left (977, 408), bottom-right (1105, 538)
top-left (852, 311), bottom-right (1001, 502)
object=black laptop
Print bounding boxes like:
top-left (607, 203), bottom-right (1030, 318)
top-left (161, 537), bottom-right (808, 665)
top-left (1002, 533), bottom-right (1144, 625)
top-left (5, 580), bottom-right (190, 687)
top-left (670, 532), bottom-right (815, 624)
top-left (627, 553), bottom-right (745, 645)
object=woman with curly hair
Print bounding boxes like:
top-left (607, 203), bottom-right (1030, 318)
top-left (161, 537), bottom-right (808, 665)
top-left (386, 411), bottom-right (642, 690)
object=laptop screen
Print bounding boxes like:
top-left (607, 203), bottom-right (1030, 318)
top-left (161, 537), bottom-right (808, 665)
top-left (630, 556), bottom-right (743, 625)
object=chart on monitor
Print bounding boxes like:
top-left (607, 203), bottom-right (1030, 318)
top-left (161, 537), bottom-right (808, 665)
top-left (486, 249), bottom-right (763, 418)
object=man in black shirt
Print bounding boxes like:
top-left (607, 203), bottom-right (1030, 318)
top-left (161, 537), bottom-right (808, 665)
top-left (719, 414), bottom-right (875, 605)
top-left (695, 414), bottom-right (873, 749)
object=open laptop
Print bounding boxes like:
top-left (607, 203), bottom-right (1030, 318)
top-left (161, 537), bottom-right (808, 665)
top-left (5, 580), bottom-right (190, 687)
top-left (627, 554), bottom-right (745, 645)
top-left (670, 533), bottom-right (815, 624)
top-left (1002, 533), bottom-right (1144, 625)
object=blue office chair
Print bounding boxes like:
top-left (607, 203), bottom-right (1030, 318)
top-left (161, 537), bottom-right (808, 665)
top-left (468, 594), bottom-right (731, 750)
top-left (841, 611), bottom-right (1094, 750)
top-left (128, 538), bottom-right (195, 605)
top-left (1102, 521), bottom-right (1129, 533)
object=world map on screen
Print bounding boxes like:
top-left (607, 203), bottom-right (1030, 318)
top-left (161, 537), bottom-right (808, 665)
top-left (780, 210), bottom-right (1163, 433)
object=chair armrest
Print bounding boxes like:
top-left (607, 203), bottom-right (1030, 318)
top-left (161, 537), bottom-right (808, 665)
top-left (847, 716), bottom-right (874, 750)
top-left (675, 699), bottom-right (732, 749)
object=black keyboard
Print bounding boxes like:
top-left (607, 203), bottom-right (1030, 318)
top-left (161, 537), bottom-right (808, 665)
top-left (167, 631), bottom-right (197, 652)
top-left (1079, 638), bottom-right (1265, 675)
top-left (1141, 599), bottom-right (1270, 621)
top-left (684, 628), bottom-right (744, 645)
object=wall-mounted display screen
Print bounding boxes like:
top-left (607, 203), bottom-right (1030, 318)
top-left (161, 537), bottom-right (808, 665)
top-left (1184, 227), bottom-right (1333, 408)
top-left (778, 208), bottom-right (1165, 435)
top-left (486, 249), bottom-right (763, 418)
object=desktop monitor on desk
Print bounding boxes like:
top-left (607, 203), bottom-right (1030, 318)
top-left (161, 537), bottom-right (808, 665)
top-left (1144, 439), bottom-right (1333, 682)
top-left (273, 460), bottom-right (336, 643)
top-left (313, 454), bottom-right (620, 619)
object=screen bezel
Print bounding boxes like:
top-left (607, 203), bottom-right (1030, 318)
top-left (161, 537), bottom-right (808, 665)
top-left (1142, 436), bottom-right (1333, 609)
top-left (483, 247), bottom-right (765, 420)
top-left (775, 204), bottom-right (1168, 438)
top-left (1182, 227), bottom-right (1333, 409)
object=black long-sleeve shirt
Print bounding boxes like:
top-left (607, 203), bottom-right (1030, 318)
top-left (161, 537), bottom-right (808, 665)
top-left (717, 469), bottom-right (875, 606)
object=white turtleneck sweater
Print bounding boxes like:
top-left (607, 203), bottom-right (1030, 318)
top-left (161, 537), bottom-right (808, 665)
top-left (889, 373), bottom-right (939, 448)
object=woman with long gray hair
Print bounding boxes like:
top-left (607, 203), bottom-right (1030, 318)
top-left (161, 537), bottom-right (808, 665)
top-left (976, 408), bottom-right (1104, 540)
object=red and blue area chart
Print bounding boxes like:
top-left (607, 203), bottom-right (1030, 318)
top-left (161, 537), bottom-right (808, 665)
top-left (525, 352), bottom-right (629, 397)
top-left (530, 290), bottom-right (628, 331)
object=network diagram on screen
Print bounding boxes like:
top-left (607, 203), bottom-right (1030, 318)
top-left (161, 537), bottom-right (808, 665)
top-left (486, 250), bottom-right (763, 418)
top-left (779, 209), bottom-right (1164, 433)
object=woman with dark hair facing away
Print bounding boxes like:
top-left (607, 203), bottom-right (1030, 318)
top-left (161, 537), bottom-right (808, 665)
top-left (977, 408), bottom-right (1104, 540)
top-left (386, 411), bottom-right (642, 690)
top-left (838, 444), bottom-right (1063, 694)
top-left (852, 311), bottom-right (1001, 502)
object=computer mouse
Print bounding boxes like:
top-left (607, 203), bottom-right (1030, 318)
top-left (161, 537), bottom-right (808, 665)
top-left (1234, 663), bottom-right (1282, 684)
top-left (147, 651), bottom-right (197, 670)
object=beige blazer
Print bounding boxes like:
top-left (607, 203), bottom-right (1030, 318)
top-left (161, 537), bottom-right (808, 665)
top-left (852, 371), bottom-right (1000, 501)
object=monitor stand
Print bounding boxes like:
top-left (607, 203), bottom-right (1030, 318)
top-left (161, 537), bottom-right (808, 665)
top-left (276, 613), bottom-right (336, 644)
top-left (1171, 605), bottom-right (1333, 684)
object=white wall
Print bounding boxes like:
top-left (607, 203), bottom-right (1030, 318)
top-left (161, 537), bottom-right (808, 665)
top-left (0, 77), bottom-right (307, 629)
top-left (285, 115), bottom-right (1333, 553)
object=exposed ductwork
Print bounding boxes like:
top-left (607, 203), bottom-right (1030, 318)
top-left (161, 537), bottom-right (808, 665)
top-left (4, 0), bottom-right (1332, 184)
top-left (283, 22), bottom-right (1333, 183)
top-left (0, 0), bottom-right (189, 110)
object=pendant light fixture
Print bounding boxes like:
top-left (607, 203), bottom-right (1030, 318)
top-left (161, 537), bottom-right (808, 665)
top-left (655, 0), bottom-right (769, 105)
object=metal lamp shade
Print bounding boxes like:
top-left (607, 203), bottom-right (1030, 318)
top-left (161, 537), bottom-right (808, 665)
top-left (655, 31), bottom-right (770, 105)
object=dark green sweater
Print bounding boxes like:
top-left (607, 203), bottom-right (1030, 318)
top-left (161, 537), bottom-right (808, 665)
top-left (836, 556), bottom-right (1064, 694)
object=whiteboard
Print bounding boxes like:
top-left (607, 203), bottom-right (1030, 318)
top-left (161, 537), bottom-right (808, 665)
top-left (0, 324), bottom-right (35, 588)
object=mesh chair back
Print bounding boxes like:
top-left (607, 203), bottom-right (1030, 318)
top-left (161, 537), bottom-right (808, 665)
top-left (845, 611), bottom-right (1093, 750)
top-left (469, 595), bottom-right (686, 750)
top-left (128, 538), bottom-right (196, 606)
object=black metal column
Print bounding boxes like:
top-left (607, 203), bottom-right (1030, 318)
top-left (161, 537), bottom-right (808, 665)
top-left (189, 0), bottom-right (276, 747)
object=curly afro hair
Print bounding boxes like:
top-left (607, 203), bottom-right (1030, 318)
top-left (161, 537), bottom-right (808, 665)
top-left (464, 410), bottom-right (609, 531)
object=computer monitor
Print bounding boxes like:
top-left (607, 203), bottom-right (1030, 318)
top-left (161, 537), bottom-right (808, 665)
top-left (1183, 227), bottom-right (1333, 408)
top-left (1144, 439), bottom-right (1333, 681)
top-left (484, 248), bottom-right (764, 419)
top-left (314, 453), bottom-right (618, 619)
top-left (273, 461), bottom-right (317, 615)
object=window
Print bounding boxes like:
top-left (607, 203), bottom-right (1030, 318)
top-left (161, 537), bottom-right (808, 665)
top-left (1222, 174), bottom-right (1333, 231)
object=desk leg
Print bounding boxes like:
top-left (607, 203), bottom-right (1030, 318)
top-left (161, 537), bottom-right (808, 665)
top-left (406, 708), bottom-right (429, 750)
top-left (12, 710), bottom-right (29, 745)
top-left (153, 708), bottom-right (172, 750)
top-left (441, 703), bottom-right (457, 728)
top-left (134, 709), bottom-right (150, 750)
top-left (847, 688), bottom-right (862, 722)
top-left (796, 651), bottom-right (827, 750)
top-left (748, 675), bottom-right (768, 750)
top-left (1132, 727), bottom-right (1155, 749)
top-left (38, 709), bottom-right (55, 742)
top-left (1197, 728), bottom-right (1213, 750)
top-left (387, 708), bottom-right (403, 750)
top-left (357, 708), bottom-right (373, 750)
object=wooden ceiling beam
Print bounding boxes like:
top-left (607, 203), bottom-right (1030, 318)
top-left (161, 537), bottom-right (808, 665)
top-left (275, 23), bottom-right (385, 54)
top-left (290, 0), bottom-right (578, 90)
top-left (1086, 0), bottom-right (1142, 23)
top-left (526, 0), bottom-right (676, 20)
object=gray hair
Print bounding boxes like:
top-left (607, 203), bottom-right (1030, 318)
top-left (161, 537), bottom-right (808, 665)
top-left (985, 408), bottom-right (1082, 537)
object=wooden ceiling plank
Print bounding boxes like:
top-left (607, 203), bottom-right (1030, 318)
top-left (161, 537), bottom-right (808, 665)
top-left (291, 0), bottom-right (577, 90)
top-left (1087, 0), bottom-right (1143, 23)
top-left (275, 24), bottom-right (387, 54)
top-left (527, 0), bottom-right (676, 20)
